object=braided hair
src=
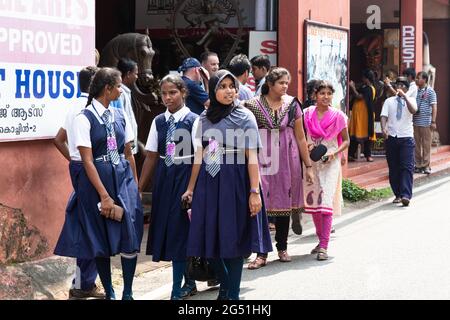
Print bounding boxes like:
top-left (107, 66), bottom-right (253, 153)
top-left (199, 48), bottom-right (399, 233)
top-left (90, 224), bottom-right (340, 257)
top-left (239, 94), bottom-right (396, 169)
top-left (86, 67), bottom-right (122, 107)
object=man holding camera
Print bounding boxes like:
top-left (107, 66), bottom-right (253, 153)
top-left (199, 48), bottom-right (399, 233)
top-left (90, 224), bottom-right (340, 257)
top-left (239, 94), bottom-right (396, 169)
top-left (381, 77), bottom-right (418, 207)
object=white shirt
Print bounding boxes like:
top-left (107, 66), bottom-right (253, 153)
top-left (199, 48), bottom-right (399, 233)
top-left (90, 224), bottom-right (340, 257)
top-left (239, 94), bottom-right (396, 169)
top-left (255, 77), bottom-right (266, 96)
top-left (145, 105), bottom-right (192, 152)
top-left (62, 93), bottom-right (88, 161)
top-left (381, 96), bottom-right (415, 138)
top-left (74, 98), bottom-right (134, 150)
top-left (407, 81), bottom-right (418, 100)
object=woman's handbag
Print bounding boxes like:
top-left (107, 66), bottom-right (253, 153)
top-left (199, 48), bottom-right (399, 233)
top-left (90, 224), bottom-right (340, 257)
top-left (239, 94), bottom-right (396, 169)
top-left (187, 257), bottom-right (216, 282)
top-left (309, 144), bottom-right (328, 162)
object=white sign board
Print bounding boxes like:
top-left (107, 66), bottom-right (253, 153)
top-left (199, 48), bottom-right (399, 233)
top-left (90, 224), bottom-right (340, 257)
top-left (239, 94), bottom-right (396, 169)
top-left (0, 1), bottom-right (96, 142)
top-left (247, 31), bottom-right (277, 92)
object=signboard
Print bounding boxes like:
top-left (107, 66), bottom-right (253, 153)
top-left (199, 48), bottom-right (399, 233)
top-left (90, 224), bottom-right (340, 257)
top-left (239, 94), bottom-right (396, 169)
top-left (248, 31), bottom-right (277, 92)
top-left (0, 1), bottom-right (95, 142)
top-left (401, 25), bottom-right (415, 69)
top-left (304, 20), bottom-right (349, 113)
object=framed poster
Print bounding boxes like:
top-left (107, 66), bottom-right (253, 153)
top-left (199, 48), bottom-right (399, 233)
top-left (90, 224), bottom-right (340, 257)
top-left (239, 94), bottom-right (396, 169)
top-left (304, 20), bottom-right (349, 113)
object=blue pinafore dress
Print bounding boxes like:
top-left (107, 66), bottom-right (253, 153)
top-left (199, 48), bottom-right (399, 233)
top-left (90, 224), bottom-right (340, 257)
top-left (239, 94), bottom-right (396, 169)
top-left (186, 108), bottom-right (273, 259)
top-left (146, 112), bottom-right (197, 262)
top-left (54, 107), bottom-right (144, 259)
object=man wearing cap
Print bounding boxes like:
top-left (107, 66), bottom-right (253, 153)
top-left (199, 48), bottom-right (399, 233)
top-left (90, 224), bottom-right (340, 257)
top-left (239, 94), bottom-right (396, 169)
top-left (380, 77), bottom-right (418, 207)
top-left (180, 57), bottom-right (210, 115)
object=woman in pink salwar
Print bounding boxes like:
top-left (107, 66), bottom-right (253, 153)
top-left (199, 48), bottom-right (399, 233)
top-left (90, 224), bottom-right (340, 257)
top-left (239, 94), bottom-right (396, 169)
top-left (303, 81), bottom-right (349, 261)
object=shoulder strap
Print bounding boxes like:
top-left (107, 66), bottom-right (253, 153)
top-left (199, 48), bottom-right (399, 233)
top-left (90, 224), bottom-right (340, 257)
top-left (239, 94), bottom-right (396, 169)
top-left (288, 97), bottom-right (302, 125)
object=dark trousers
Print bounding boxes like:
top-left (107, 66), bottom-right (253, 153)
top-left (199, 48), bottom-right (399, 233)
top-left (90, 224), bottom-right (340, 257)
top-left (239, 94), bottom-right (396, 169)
top-left (385, 136), bottom-right (415, 200)
top-left (349, 138), bottom-right (372, 158)
top-left (73, 258), bottom-right (98, 291)
top-left (209, 257), bottom-right (244, 300)
top-left (259, 216), bottom-right (289, 257)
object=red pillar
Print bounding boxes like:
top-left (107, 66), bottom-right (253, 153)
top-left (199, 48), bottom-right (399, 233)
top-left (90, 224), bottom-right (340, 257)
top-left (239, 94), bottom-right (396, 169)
top-left (400, 0), bottom-right (423, 72)
top-left (278, 1), bottom-right (301, 97)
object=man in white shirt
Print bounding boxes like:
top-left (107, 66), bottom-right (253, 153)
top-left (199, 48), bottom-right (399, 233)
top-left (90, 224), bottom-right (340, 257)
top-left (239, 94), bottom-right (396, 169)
top-left (380, 77), bottom-right (418, 207)
top-left (53, 66), bottom-right (105, 299)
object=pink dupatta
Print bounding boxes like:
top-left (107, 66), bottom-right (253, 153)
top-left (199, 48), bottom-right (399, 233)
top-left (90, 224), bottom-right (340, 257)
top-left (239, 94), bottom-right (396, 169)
top-left (304, 106), bottom-right (348, 146)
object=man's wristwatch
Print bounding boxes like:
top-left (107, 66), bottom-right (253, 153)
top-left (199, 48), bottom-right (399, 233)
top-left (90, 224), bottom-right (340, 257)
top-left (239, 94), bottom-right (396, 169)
top-left (250, 188), bottom-right (260, 195)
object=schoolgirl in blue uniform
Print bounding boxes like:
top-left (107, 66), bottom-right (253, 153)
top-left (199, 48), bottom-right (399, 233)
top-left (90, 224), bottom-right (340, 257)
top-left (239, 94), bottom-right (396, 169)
top-left (54, 68), bottom-right (143, 300)
top-left (182, 70), bottom-right (272, 300)
top-left (139, 75), bottom-right (198, 300)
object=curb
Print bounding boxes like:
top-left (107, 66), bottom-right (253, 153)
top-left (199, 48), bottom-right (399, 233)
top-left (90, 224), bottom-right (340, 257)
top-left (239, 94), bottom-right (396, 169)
top-left (2, 173), bottom-right (449, 300)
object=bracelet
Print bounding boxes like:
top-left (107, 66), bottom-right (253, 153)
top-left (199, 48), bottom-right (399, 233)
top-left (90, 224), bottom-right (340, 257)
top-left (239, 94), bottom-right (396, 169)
top-left (305, 165), bottom-right (312, 168)
top-left (431, 121), bottom-right (436, 124)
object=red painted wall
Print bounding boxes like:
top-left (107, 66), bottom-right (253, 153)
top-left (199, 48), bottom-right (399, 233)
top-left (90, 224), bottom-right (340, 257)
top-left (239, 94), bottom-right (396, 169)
top-left (279, 0), bottom-right (350, 99)
top-left (424, 19), bottom-right (450, 145)
top-left (0, 140), bottom-right (72, 257)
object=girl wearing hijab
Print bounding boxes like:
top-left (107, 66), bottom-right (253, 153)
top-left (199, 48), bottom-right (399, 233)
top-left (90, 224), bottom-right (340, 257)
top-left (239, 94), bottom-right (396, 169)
top-left (182, 70), bottom-right (272, 300)
top-left (303, 81), bottom-right (349, 261)
top-left (138, 75), bottom-right (198, 300)
top-left (54, 68), bottom-right (144, 300)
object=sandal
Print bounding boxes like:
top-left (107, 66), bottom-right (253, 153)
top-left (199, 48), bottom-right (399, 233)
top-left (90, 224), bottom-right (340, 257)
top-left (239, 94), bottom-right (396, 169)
top-left (291, 212), bottom-right (302, 235)
top-left (278, 250), bottom-right (292, 262)
top-left (310, 244), bottom-right (320, 254)
top-left (317, 248), bottom-right (328, 261)
top-left (366, 157), bottom-right (374, 162)
top-left (247, 256), bottom-right (267, 270)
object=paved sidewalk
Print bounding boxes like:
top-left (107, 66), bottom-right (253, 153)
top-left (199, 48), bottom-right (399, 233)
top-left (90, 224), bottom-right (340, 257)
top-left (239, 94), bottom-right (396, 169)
top-left (2, 173), bottom-right (448, 299)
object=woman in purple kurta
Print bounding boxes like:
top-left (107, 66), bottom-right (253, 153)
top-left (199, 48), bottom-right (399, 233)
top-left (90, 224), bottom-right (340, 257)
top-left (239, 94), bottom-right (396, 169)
top-left (244, 68), bottom-right (314, 269)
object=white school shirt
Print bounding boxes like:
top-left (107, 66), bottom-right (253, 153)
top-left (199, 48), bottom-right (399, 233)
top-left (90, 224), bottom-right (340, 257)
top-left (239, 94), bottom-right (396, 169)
top-left (145, 105), bottom-right (192, 152)
top-left (74, 98), bottom-right (134, 150)
top-left (61, 93), bottom-right (88, 161)
top-left (380, 96), bottom-right (416, 138)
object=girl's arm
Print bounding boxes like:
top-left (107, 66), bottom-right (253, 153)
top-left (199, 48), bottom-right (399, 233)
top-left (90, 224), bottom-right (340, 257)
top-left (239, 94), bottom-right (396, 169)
top-left (324, 127), bottom-right (350, 164)
top-left (79, 146), bottom-right (115, 218)
top-left (294, 116), bottom-right (314, 184)
top-left (181, 147), bottom-right (203, 203)
top-left (124, 142), bottom-right (138, 183)
top-left (246, 148), bottom-right (262, 217)
top-left (138, 151), bottom-right (159, 193)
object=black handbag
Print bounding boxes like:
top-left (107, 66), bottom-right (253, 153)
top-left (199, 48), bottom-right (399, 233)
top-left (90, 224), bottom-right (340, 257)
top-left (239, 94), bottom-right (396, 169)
top-left (187, 257), bottom-right (216, 282)
top-left (309, 143), bottom-right (328, 162)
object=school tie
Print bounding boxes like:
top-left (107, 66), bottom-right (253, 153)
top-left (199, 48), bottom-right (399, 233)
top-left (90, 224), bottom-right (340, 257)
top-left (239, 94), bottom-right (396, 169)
top-left (396, 96), bottom-right (403, 120)
top-left (165, 115), bottom-right (176, 167)
top-left (206, 138), bottom-right (221, 178)
top-left (101, 109), bottom-right (120, 165)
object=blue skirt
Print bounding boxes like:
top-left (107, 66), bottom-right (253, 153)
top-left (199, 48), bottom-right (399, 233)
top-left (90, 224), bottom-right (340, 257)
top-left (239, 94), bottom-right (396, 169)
top-left (187, 162), bottom-right (272, 259)
top-left (146, 160), bottom-right (191, 262)
top-left (54, 159), bottom-right (144, 259)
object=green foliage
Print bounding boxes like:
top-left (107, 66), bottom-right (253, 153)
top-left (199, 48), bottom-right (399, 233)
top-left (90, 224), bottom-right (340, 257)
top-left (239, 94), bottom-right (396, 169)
top-left (343, 179), bottom-right (368, 202)
top-left (373, 137), bottom-right (385, 150)
top-left (342, 180), bottom-right (393, 202)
